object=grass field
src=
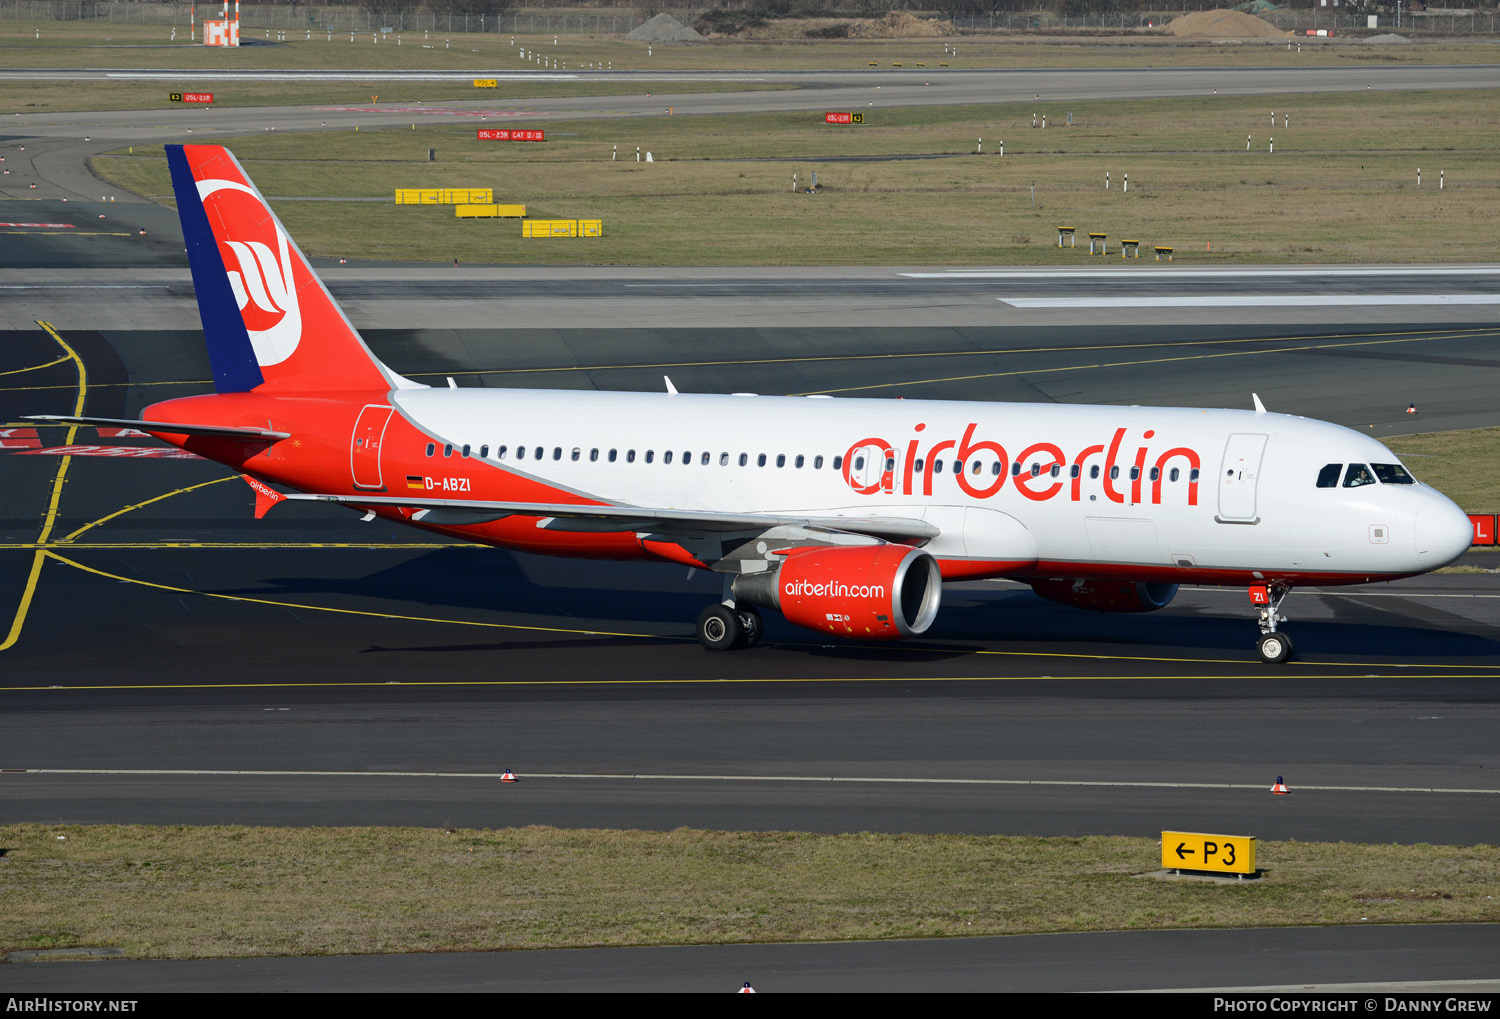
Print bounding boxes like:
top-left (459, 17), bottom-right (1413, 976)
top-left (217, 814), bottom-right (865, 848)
top-left (1384, 427), bottom-right (1500, 512)
top-left (1, 824), bottom-right (1495, 959)
top-left (3, 20), bottom-right (1499, 72)
top-left (93, 89), bottom-right (1500, 266)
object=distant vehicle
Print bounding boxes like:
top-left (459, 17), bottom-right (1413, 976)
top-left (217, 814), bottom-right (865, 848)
top-left (31, 145), bottom-right (1473, 663)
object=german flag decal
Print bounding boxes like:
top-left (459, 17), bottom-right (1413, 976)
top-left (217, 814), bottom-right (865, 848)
top-left (406, 475), bottom-right (425, 490)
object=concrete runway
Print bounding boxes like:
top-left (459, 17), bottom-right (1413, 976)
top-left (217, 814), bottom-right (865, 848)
top-left (2, 66), bottom-right (1498, 991)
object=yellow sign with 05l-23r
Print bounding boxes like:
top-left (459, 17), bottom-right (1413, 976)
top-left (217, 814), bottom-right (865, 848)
top-left (1161, 831), bottom-right (1256, 875)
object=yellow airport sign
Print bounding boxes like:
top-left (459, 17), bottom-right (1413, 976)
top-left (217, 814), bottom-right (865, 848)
top-left (1161, 831), bottom-right (1256, 875)
top-left (474, 79), bottom-right (498, 88)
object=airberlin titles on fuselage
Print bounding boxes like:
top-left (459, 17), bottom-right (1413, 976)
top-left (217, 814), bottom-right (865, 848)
top-left (840, 423), bottom-right (1201, 505)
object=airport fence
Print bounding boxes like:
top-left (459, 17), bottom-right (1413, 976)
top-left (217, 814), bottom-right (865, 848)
top-left (2, 3), bottom-right (1496, 37)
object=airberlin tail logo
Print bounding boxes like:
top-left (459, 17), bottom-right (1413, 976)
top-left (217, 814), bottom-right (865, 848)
top-left (198, 177), bottom-right (303, 368)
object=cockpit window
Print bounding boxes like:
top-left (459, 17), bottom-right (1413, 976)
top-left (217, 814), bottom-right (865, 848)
top-left (1371, 463), bottom-right (1416, 485)
top-left (1342, 463), bottom-right (1377, 488)
top-left (1316, 463), bottom-right (1342, 488)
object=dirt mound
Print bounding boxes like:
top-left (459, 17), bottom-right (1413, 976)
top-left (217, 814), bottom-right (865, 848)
top-left (850, 12), bottom-right (954, 39)
top-left (1365, 32), bottom-right (1415, 44)
top-left (626, 13), bottom-right (704, 43)
top-left (1168, 8), bottom-right (1290, 38)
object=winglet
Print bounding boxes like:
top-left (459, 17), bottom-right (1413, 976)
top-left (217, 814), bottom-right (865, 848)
top-left (1252, 393), bottom-right (1267, 415)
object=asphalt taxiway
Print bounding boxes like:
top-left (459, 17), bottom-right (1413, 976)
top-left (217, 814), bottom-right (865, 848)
top-left (1, 66), bottom-right (1498, 991)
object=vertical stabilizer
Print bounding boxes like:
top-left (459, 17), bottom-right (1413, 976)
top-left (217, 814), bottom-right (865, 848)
top-left (166, 144), bottom-right (395, 394)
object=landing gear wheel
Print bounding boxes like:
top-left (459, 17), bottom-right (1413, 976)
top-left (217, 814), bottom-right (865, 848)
top-left (736, 605), bottom-right (763, 649)
top-left (697, 604), bottom-right (743, 652)
top-left (1256, 631), bottom-right (1293, 664)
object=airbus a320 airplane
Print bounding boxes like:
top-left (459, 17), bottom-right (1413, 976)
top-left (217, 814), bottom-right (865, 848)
top-left (30, 145), bottom-right (1474, 663)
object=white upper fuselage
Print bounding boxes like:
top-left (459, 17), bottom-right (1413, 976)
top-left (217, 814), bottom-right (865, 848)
top-left (389, 388), bottom-right (1473, 583)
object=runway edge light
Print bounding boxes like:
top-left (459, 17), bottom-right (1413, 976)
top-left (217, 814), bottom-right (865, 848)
top-left (1272, 775), bottom-right (1290, 795)
top-left (501, 769), bottom-right (518, 783)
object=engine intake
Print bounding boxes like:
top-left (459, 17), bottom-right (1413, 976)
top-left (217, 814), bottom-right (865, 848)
top-left (733, 544), bottom-right (941, 640)
top-left (1028, 578), bottom-right (1179, 613)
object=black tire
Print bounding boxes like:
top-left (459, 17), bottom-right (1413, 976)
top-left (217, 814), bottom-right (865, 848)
top-left (1256, 631), bottom-right (1293, 664)
top-left (697, 604), bottom-right (743, 652)
top-left (737, 605), bottom-right (763, 649)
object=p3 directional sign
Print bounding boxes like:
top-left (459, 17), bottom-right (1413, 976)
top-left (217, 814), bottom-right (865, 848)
top-left (1161, 831), bottom-right (1256, 876)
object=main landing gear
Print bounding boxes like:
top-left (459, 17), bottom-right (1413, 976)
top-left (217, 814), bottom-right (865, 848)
top-left (696, 603), bottom-right (763, 651)
top-left (1251, 583), bottom-right (1293, 664)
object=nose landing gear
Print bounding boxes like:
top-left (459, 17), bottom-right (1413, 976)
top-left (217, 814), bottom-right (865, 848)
top-left (1250, 583), bottom-right (1292, 664)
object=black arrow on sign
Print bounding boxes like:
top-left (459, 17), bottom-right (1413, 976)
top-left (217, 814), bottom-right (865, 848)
top-left (1175, 843), bottom-right (1194, 860)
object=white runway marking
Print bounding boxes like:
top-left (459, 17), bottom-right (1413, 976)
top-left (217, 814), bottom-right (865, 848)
top-left (904, 267), bottom-right (1500, 279)
top-left (1001, 295), bottom-right (1500, 309)
top-left (12, 768), bottom-right (1500, 794)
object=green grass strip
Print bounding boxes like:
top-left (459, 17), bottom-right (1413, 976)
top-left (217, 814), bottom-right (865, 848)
top-left (1, 824), bottom-right (1496, 959)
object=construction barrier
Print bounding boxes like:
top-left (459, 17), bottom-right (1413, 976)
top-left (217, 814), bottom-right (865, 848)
top-left (395, 188), bottom-right (494, 205)
top-left (455, 204), bottom-right (527, 219)
top-left (523, 219), bottom-right (602, 238)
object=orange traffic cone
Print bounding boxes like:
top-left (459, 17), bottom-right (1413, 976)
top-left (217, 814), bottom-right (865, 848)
top-left (1272, 776), bottom-right (1290, 795)
top-left (501, 769), bottom-right (518, 783)
top-left (1406, 403), bottom-right (1417, 415)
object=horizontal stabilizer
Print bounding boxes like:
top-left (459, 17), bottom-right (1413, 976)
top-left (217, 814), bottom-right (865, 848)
top-left (285, 494), bottom-right (939, 542)
top-left (24, 415), bottom-right (290, 441)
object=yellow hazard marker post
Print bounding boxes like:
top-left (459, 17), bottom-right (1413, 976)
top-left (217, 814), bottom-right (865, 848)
top-left (1161, 831), bottom-right (1256, 877)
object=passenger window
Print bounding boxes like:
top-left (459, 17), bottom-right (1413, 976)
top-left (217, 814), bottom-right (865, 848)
top-left (758, 454), bottom-right (767, 467)
top-left (795, 455), bottom-right (805, 468)
top-left (552, 447), bottom-right (562, 461)
top-left (1372, 463), bottom-right (1415, 485)
top-left (498, 445), bottom-right (508, 459)
top-left (854, 455), bottom-right (865, 471)
top-left (934, 459), bottom-right (945, 473)
top-left (516, 446), bottom-right (526, 460)
top-left (425, 442), bottom-right (435, 457)
top-left (814, 455), bottom-right (824, 469)
top-left (571, 448), bottom-right (581, 462)
top-left (1189, 468), bottom-right (1200, 482)
top-left (682, 451), bottom-right (690, 465)
top-left (1010, 462), bottom-right (1019, 477)
top-left (1109, 466), bottom-right (1119, 480)
top-left (589, 449), bottom-right (599, 462)
top-left (627, 449), bottom-right (636, 463)
top-left (833, 456), bottom-right (843, 471)
top-left (608, 449), bottom-right (617, 462)
top-left (1343, 463), bottom-right (1376, 488)
top-left (886, 457), bottom-right (895, 472)
top-left (1169, 467), bottom-right (1179, 482)
top-left (1129, 466), bottom-right (1139, 481)
top-left (776, 454), bottom-right (786, 468)
top-left (1149, 467), bottom-right (1159, 481)
top-left (645, 450), bottom-right (655, 463)
top-left (951, 460), bottom-right (961, 475)
top-left (1316, 463), bottom-right (1342, 488)
top-left (1069, 464), bottom-right (1080, 479)
top-left (739, 453), bottom-right (748, 467)
top-left (443, 444), bottom-right (453, 457)
top-left (534, 446), bottom-right (543, 460)
top-left (664, 451), bottom-right (674, 464)
top-left (1029, 463), bottom-right (1040, 478)
top-left (992, 462), bottom-right (1002, 476)
top-left (1090, 465), bottom-right (1100, 480)
top-left (462, 444), bottom-right (471, 458)
top-left (914, 458), bottom-right (924, 473)
top-left (720, 453), bottom-right (729, 466)
top-left (480, 445), bottom-right (489, 459)
top-left (1050, 464), bottom-right (1061, 478)
top-left (703, 452), bottom-right (712, 466)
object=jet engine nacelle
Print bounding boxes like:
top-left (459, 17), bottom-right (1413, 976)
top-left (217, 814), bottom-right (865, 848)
top-left (1028, 578), bottom-right (1179, 613)
top-left (733, 544), bottom-right (942, 640)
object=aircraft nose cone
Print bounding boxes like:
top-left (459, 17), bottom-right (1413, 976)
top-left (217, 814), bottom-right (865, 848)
top-left (1416, 496), bottom-right (1472, 567)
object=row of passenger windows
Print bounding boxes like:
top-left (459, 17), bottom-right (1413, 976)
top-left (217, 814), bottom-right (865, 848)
top-left (421, 442), bottom-right (1200, 483)
top-left (1315, 462), bottom-right (1415, 489)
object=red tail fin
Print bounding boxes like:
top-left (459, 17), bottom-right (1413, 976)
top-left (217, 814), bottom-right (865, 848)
top-left (169, 144), bottom-right (396, 394)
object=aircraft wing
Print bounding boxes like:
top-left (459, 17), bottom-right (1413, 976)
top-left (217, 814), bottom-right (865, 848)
top-left (283, 493), bottom-right (939, 543)
top-left (24, 415), bottom-right (291, 441)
